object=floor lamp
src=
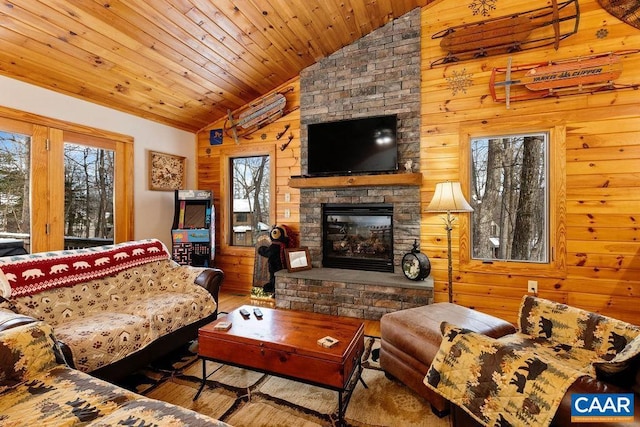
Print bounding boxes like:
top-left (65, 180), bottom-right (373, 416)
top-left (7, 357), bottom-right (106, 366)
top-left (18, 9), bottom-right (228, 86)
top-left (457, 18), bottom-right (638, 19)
top-left (426, 182), bottom-right (474, 303)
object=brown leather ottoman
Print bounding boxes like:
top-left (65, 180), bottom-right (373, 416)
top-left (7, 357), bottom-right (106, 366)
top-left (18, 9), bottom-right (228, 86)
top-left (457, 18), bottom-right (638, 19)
top-left (379, 303), bottom-right (516, 416)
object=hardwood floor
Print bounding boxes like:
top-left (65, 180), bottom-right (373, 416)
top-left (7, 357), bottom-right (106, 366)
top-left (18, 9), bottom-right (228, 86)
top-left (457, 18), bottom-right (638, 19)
top-left (217, 289), bottom-right (381, 337)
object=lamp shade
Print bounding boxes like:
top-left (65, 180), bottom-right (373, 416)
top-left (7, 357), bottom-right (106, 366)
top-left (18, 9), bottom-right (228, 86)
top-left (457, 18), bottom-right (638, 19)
top-left (426, 181), bottom-right (474, 213)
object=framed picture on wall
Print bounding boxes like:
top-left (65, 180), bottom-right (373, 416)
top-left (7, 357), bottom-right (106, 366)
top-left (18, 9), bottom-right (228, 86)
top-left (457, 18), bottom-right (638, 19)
top-left (148, 150), bottom-right (186, 191)
top-left (285, 247), bottom-right (312, 272)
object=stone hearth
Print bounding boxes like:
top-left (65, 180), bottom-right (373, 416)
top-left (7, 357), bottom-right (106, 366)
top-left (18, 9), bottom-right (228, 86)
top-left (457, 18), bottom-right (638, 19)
top-left (275, 268), bottom-right (433, 320)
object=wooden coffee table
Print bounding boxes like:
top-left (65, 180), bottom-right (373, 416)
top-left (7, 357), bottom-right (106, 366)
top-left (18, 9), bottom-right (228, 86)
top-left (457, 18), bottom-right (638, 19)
top-left (195, 305), bottom-right (366, 425)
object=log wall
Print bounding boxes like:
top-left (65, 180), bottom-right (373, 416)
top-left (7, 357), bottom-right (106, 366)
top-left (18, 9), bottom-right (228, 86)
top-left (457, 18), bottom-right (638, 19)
top-left (198, 0), bottom-right (640, 324)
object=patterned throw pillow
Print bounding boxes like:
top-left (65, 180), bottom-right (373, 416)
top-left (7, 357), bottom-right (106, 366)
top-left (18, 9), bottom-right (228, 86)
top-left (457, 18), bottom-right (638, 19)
top-left (518, 295), bottom-right (640, 359)
top-left (0, 322), bottom-right (59, 394)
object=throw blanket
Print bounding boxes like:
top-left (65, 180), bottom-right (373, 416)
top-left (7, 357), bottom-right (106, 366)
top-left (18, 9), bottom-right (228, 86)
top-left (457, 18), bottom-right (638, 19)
top-left (424, 296), bottom-right (640, 427)
top-left (0, 239), bottom-right (170, 298)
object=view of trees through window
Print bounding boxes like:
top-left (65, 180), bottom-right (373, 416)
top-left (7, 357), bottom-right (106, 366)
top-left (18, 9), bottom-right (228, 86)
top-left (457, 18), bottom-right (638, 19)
top-left (64, 143), bottom-right (115, 246)
top-left (0, 130), bottom-right (116, 251)
top-left (0, 131), bottom-right (31, 244)
top-left (470, 133), bottom-right (548, 262)
top-left (231, 155), bottom-right (270, 246)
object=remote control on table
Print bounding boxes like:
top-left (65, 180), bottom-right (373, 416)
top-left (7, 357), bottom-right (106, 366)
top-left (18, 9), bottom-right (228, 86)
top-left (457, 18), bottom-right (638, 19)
top-left (239, 308), bottom-right (250, 317)
top-left (253, 308), bottom-right (263, 318)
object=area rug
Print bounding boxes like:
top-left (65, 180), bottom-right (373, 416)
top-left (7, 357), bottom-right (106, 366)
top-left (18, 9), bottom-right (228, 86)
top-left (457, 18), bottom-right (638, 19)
top-left (118, 337), bottom-right (449, 427)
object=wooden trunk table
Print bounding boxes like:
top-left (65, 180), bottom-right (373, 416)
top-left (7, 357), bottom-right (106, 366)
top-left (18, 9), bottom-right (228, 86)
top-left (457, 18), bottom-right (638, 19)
top-left (195, 305), bottom-right (366, 425)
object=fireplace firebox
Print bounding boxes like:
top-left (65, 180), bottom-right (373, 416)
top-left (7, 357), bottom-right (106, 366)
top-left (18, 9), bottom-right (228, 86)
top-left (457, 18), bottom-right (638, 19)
top-left (322, 203), bottom-right (393, 272)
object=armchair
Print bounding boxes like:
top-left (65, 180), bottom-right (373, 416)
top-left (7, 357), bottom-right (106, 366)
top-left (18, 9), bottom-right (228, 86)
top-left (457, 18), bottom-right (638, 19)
top-left (425, 296), bottom-right (640, 426)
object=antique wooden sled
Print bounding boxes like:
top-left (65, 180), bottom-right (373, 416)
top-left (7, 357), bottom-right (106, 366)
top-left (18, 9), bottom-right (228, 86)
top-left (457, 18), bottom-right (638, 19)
top-left (489, 51), bottom-right (638, 108)
top-left (431, 0), bottom-right (579, 67)
top-left (224, 87), bottom-right (294, 143)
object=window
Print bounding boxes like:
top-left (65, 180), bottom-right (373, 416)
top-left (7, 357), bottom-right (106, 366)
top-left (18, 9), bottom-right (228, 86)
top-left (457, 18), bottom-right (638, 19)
top-left (459, 124), bottom-right (566, 277)
top-left (0, 109), bottom-right (133, 253)
top-left (0, 129), bottom-right (31, 249)
top-left (64, 142), bottom-right (115, 247)
top-left (470, 133), bottom-right (548, 263)
top-left (230, 155), bottom-right (271, 247)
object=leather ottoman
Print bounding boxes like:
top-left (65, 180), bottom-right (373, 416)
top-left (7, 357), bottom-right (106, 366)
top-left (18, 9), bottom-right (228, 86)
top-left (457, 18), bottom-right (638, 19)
top-left (379, 303), bottom-right (516, 416)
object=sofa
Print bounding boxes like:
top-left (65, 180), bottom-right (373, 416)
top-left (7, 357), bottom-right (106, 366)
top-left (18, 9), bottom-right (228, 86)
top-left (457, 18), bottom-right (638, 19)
top-left (0, 309), bottom-right (230, 426)
top-left (382, 296), bottom-right (640, 426)
top-left (0, 239), bottom-right (223, 382)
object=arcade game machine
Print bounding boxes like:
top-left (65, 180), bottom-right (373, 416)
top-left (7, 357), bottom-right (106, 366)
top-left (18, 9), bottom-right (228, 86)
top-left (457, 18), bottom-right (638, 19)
top-left (171, 190), bottom-right (215, 267)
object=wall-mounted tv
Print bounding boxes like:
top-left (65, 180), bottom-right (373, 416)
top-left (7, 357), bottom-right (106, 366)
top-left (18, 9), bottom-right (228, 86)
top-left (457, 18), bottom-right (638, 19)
top-left (307, 114), bottom-right (398, 176)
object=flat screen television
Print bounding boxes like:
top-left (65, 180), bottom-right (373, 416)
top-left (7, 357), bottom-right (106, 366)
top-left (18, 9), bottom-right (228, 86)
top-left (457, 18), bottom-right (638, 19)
top-left (307, 114), bottom-right (398, 176)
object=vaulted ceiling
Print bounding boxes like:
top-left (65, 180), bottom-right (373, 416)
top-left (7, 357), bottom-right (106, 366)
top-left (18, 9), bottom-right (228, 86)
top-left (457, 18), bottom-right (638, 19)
top-left (0, 1), bottom-right (432, 132)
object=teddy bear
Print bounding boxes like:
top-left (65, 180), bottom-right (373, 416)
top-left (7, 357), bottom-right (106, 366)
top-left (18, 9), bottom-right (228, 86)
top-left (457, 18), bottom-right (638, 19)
top-left (258, 224), bottom-right (296, 293)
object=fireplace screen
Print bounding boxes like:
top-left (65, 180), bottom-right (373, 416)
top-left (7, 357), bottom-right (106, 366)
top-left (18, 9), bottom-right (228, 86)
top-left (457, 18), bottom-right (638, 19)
top-left (322, 204), bottom-right (393, 272)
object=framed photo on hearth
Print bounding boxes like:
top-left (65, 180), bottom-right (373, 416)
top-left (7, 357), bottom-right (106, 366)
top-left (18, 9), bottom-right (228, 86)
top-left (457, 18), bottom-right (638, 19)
top-left (285, 247), bottom-right (312, 272)
top-left (148, 150), bottom-right (186, 191)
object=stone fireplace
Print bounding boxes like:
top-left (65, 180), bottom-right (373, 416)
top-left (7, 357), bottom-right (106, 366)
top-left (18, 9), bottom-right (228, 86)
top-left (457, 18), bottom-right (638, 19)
top-left (323, 203), bottom-right (394, 273)
top-left (276, 182), bottom-right (430, 320)
top-left (297, 8), bottom-right (422, 273)
top-left (302, 186), bottom-right (420, 273)
top-left (274, 9), bottom-right (433, 320)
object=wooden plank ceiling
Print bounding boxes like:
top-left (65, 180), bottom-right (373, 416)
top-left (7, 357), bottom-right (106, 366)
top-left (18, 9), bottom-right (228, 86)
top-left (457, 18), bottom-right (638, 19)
top-left (0, 0), bottom-right (431, 132)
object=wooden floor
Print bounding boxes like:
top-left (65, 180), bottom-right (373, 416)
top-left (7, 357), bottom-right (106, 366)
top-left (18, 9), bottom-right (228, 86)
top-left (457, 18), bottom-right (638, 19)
top-left (218, 289), bottom-right (381, 337)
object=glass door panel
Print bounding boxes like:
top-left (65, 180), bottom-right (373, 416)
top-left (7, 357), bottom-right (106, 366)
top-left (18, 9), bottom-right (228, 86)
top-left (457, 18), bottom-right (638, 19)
top-left (0, 129), bottom-right (31, 253)
top-left (63, 142), bottom-right (115, 249)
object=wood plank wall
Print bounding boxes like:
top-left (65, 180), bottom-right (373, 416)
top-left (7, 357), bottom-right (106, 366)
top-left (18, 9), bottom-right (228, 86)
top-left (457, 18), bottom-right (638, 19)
top-left (197, 79), bottom-right (301, 293)
top-left (420, 0), bottom-right (640, 324)
top-left (198, 0), bottom-right (640, 324)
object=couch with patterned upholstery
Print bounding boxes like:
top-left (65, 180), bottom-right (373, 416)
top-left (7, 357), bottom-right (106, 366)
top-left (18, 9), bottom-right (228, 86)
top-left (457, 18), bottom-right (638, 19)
top-left (0, 310), bottom-right (230, 426)
top-left (0, 239), bottom-right (223, 382)
top-left (424, 296), bottom-right (640, 426)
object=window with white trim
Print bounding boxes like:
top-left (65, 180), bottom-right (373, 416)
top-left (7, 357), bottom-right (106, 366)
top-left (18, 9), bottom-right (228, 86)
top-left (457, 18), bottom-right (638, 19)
top-left (470, 132), bottom-right (548, 263)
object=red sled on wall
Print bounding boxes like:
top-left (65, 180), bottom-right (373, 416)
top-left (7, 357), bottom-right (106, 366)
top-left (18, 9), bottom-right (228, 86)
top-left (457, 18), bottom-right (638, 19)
top-left (489, 51), bottom-right (638, 108)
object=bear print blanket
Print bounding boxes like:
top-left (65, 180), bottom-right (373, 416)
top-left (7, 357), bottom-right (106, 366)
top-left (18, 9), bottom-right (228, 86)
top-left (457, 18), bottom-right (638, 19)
top-left (424, 296), bottom-right (640, 427)
top-left (0, 239), bottom-right (171, 298)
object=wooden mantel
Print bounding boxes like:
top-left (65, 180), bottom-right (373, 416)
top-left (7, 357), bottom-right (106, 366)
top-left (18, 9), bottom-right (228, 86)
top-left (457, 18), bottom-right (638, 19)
top-left (288, 172), bottom-right (422, 188)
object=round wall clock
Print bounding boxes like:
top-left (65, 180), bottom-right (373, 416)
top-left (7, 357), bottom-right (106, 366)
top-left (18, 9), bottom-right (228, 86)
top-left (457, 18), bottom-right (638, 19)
top-left (149, 150), bottom-right (186, 191)
top-left (402, 240), bottom-right (431, 281)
